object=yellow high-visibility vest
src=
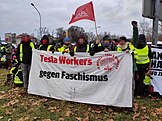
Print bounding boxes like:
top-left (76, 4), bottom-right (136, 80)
top-left (144, 74), bottom-right (150, 85)
top-left (129, 43), bottom-right (135, 51)
top-left (1, 57), bottom-right (6, 62)
top-left (1, 46), bottom-right (5, 51)
top-left (134, 45), bottom-right (150, 64)
top-left (98, 43), bottom-right (101, 47)
top-left (15, 59), bottom-right (18, 63)
top-left (47, 45), bottom-right (53, 51)
top-left (12, 58), bottom-right (18, 64)
top-left (74, 45), bottom-right (90, 53)
top-left (117, 47), bottom-right (122, 52)
top-left (38, 45), bottom-right (42, 50)
top-left (20, 42), bottom-right (35, 62)
top-left (58, 46), bottom-right (70, 53)
top-left (117, 42), bottom-right (133, 52)
top-left (10, 67), bottom-right (23, 84)
top-left (39, 45), bottom-right (53, 51)
top-left (9, 67), bottom-right (15, 74)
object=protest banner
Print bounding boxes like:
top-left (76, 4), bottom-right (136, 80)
top-left (151, 46), bottom-right (162, 95)
top-left (28, 49), bottom-right (133, 107)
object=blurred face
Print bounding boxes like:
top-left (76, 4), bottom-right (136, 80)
top-left (64, 41), bottom-right (70, 46)
top-left (42, 39), bottom-right (47, 45)
top-left (119, 39), bottom-right (126, 45)
top-left (78, 38), bottom-right (84, 45)
top-left (23, 35), bottom-right (29, 42)
top-left (103, 40), bottom-right (110, 45)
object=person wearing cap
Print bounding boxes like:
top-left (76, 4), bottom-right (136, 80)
top-left (58, 37), bottom-right (71, 53)
top-left (16, 34), bottom-right (35, 90)
top-left (92, 35), bottom-right (115, 55)
top-left (129, 21), bottom-right (139, 98)
top-left (70, 34), bottom-right (90, 56)
top-left (39, 35), bottom-right (55, 52)
top-left (116, 36), bottom-right (132, 52)
top-left (130, 20), bottom-right (152, 97)
top-left (116, 34), bottom-right (138, 99)
top-left (134, 34), bottom-right (152, 97)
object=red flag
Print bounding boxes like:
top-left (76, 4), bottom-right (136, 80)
top-left (69, 1), bottom-right (95, 24)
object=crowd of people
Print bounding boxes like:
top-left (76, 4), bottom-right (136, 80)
top-left (0, 21), bottom-right (152, 98)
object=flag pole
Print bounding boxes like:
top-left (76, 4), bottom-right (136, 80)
top-left (92, 1), bottom-right (99, 41)
top-left (66, 29), bottom-right (68, 37)
top-left (94, 21), bottom-right (99, 40)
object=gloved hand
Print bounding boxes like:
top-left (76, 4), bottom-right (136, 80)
top-left (70, 51), bottom-right (74, 56)
top-left (125, 49), bottom-right (130, 53)
top-left (131, 21), bottom-right (138, 28)
top-left (90, 51), bottom-right (95, 56)
top-left (104, 48), bottom-right (109, 52)
top-left (131, 51), bottom-right (134, 56)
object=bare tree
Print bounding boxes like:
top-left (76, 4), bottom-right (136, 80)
top-left (51, 30), bottom-right (56, 37)
top-left (68, 26), bottom-right (86, 42)
top-left (55, 27), bottom-right (66, 39)
top-left (159, 21), bottom-right (162, 33)
top-left (139, 19), bottom-right (152, 41)
top-left (158, 22), bottom-right (162, 41)
top-left (139, 19), bottom-right (152, 35)
top-left (88, 32), bottom-right (95, 42)
top-left (42, 27), bottom-right (49, 35)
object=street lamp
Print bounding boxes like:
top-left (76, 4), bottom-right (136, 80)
top-left (31, 3), bottom-right (42, 37)
top-left (88, 26), bottom-right (101, 42)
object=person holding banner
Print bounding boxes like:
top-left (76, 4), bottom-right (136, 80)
top-left (39, 35), bottom-right (55, 52)
top-left (90, 35), bottom-right (115, 56)
top-left (70, 34), bottom-right (90, 56)
top-left (16, 34), bottom-right (35, 90)
top-left (116, 34), bottom-right (138, 98)
top-left (116, 36), bottom-right (133, 52)
top-left (134, 34), bottom-right (152, 97)
top-left (58, 37), bottom-right (71, 54)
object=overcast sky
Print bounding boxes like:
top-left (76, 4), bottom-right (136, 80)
top-left (0, 0), bottom-right (150, 39)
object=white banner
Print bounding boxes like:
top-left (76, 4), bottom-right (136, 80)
top-left (151, 46), bottom-right (162, 95)
top-left (28, 49), bottom-right (133, 107)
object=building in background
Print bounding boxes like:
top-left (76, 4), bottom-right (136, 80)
top-left (5, 33), bottom-right (16, 44)
top-left (16, 33), bottom-right (38, 45)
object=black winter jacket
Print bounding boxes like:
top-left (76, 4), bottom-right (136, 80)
top-left (93, 43), bottom-right (115, 53)
top-left (16, 41), bottom-right (35, 65)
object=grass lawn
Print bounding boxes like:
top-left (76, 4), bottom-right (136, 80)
top-left (0, 69), bottom-right (162, 121)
